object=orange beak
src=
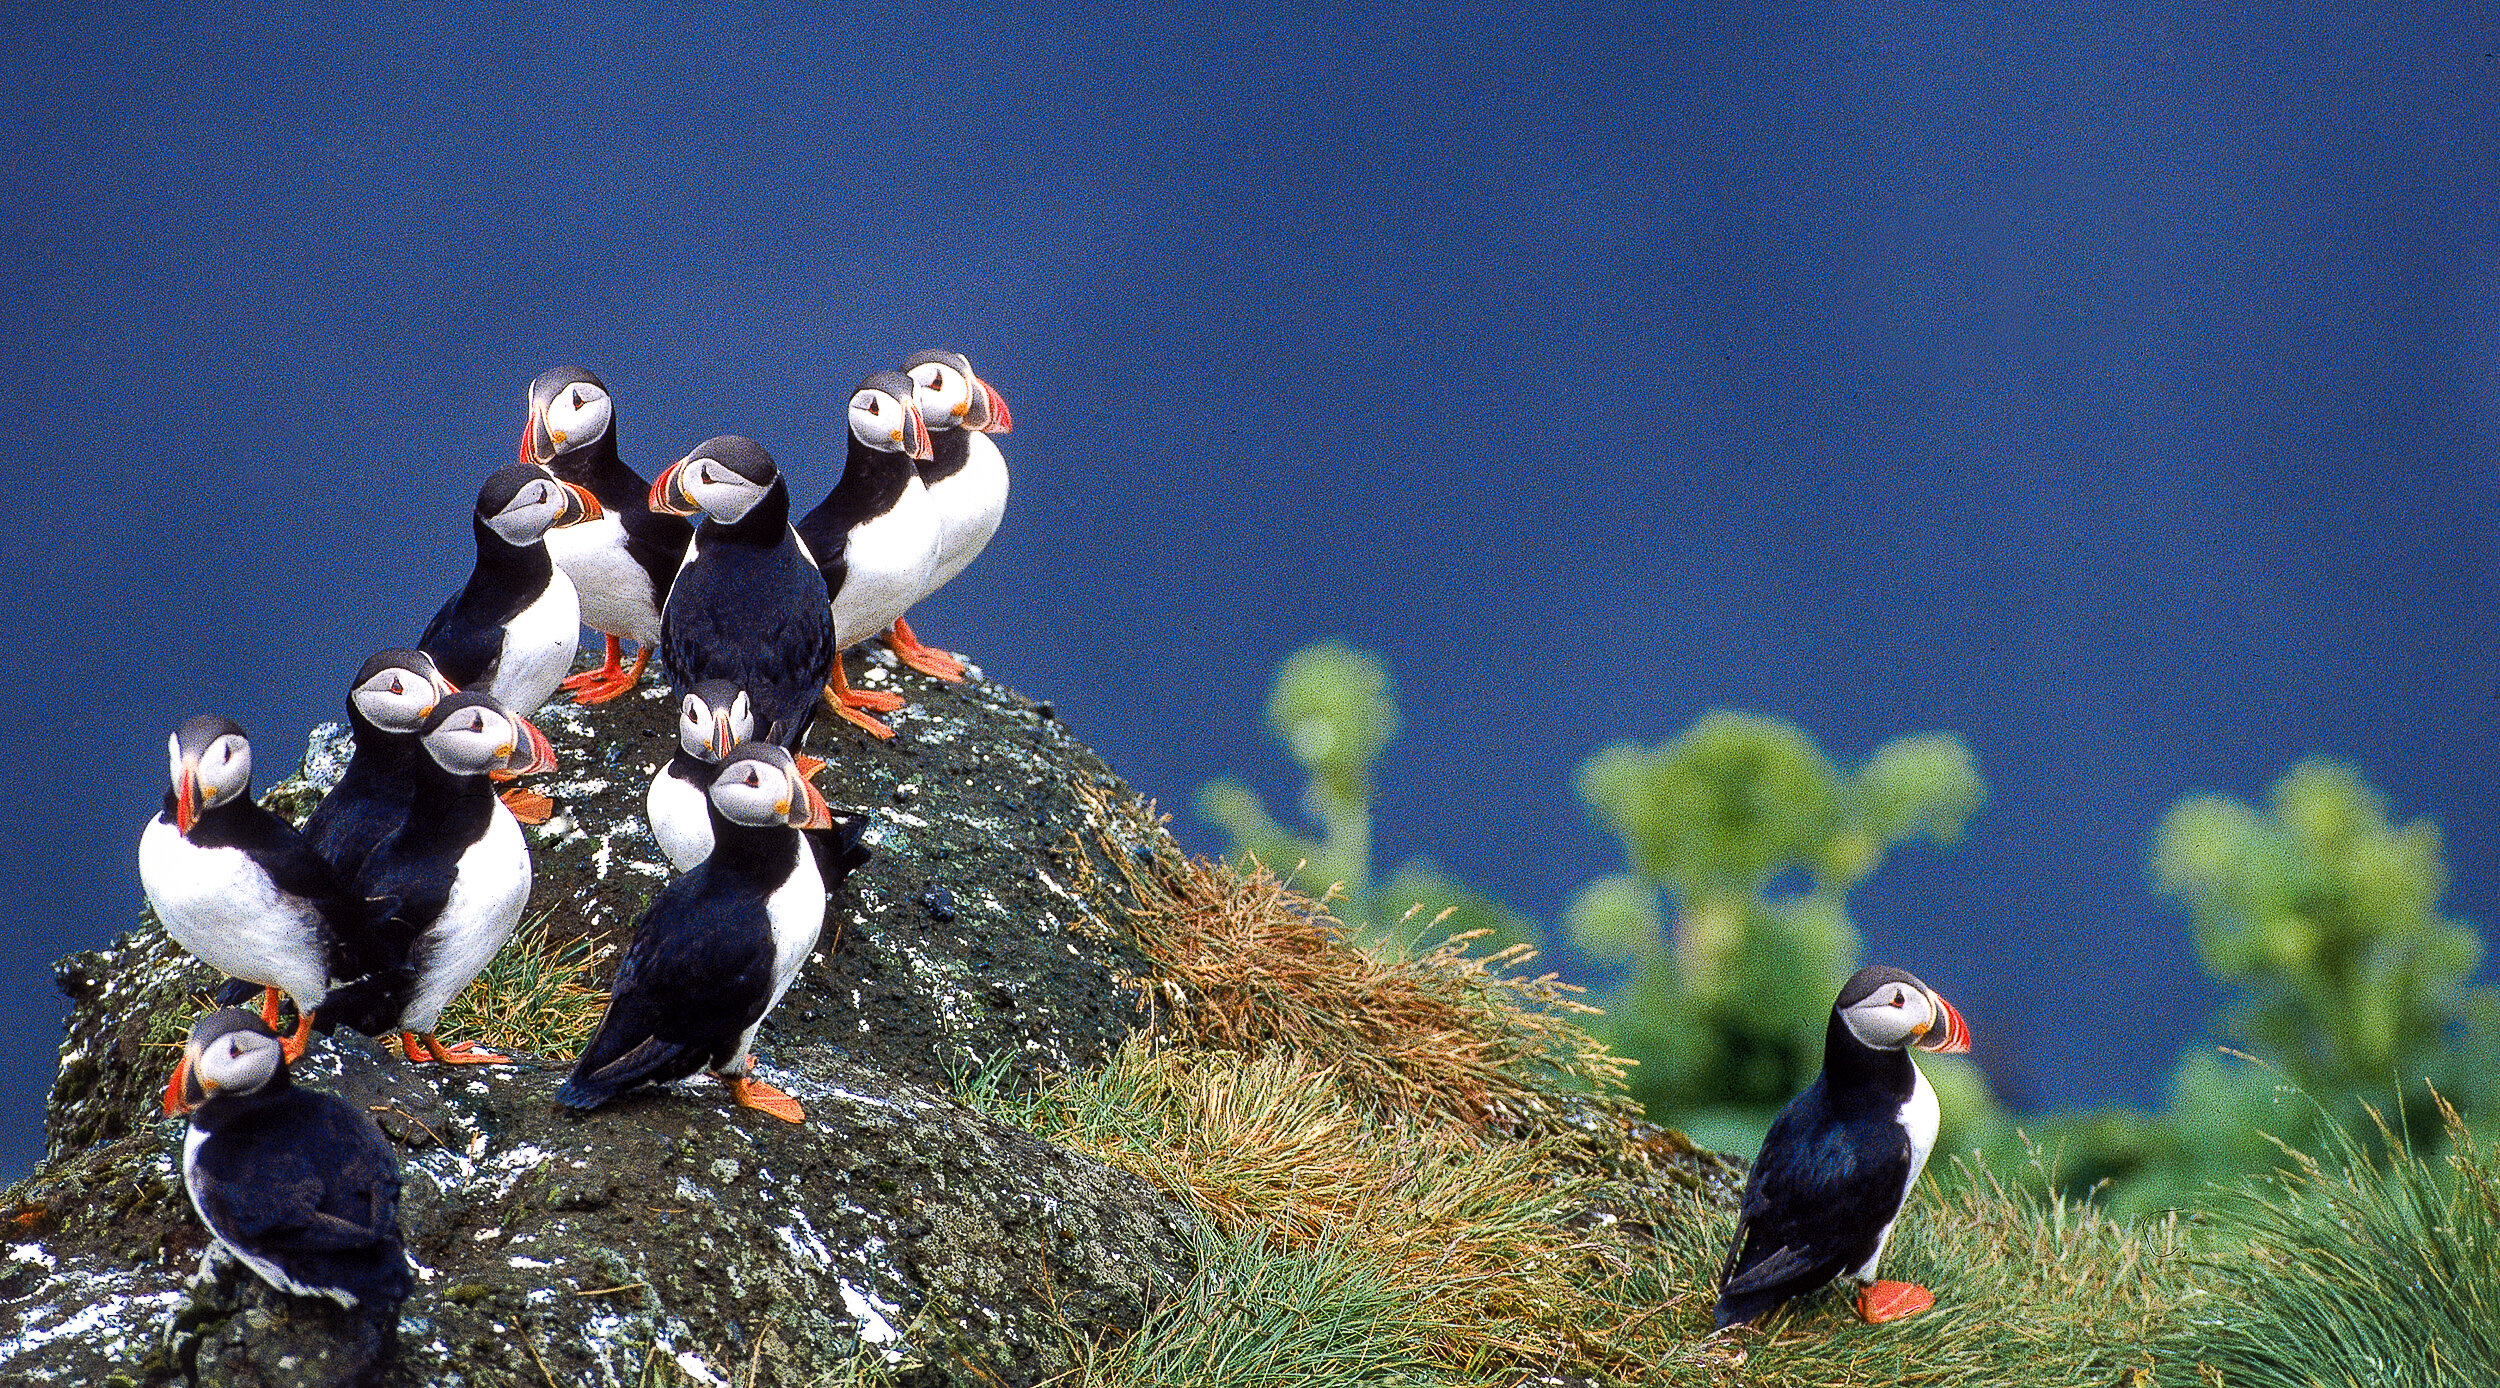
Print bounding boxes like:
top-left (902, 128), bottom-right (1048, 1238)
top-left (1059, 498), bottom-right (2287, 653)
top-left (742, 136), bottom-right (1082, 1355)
top-left (561, 481), bottom-right (604, 523)
top-left (1917, 994), bottom-right (1972, 1054)
top-left (794, 776), bottom-right (834, 830)
top-left (977, 379), bottom-right (1011, 435)
top-left (173, 765), bottom-right (198, 835)
top-left (505, 715), bottom-right (559, 776)
top-left (648, 461), bottom-right (697, 516)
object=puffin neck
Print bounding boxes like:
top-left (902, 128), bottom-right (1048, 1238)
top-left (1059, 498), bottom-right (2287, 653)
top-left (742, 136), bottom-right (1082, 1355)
top-left (1819, 1008), bottom-right (1918, 1111)
top-left (471, 512), bottom-right (555, 585)
top-left (187, 1066), bottom-right (296, 1131)
top-left (708, 476), bottom-right (792, 543)
top-left (802, 437), bottom-right (915, 535)
top-left (549, 432), bottom-right (650, 508)
top-left (702, 811), bottom-right (801, 880)
top-left (916, 425), bottom-right (973, 486)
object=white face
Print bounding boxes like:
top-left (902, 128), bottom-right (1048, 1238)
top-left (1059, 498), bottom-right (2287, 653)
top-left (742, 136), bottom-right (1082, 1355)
top-left (350, 662), bottom-right (447, 733)
top-left (485, 474), bottom-right (577, 545)
top-left (679, 690), bottom-right (754, 761)
top-left (170, 729), bottom-right (252, 810)
top-left (423, 703), bottom-right (521, 775)
top-left (1839, 980), bottom-right (1940, 1051)
top-left (541, 380), bottom-right (613, 454)
top-left (678, 451), bottom-right (771, 524)
top-left (909, 362), bottom-right (970, 432)
top-left (193, 1026), bottom-right (282, 1096)
top-left (848, 386), bottom-right (916, 452)
top-left (709, 751), bottom-right (803, 827)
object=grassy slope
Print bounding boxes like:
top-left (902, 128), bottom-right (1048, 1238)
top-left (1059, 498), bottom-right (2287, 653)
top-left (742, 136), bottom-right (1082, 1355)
top-left (974, 820), bottom-right (2500, 1388)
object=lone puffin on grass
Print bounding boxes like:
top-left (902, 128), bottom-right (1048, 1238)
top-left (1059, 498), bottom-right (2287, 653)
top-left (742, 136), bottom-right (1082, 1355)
top-left (1715, 965), bottom-right (1973, 1330)
top-left (173, 1009), bottom-right (413, 1379)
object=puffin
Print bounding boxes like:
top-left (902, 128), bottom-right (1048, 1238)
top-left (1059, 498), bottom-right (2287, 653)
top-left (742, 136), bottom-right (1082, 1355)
top-left (347, 690), bottom-right (555, 1065)
top-left (558, 741), bottom-right (837, 1122)
top-left (521, 366), bottom-right (695, 704)
top-left (885, 348), bottom-right (1013, 682)
top-left (789, 372), bottom-right (936, 738)
top-left (647, 680), bottom-right (755, 874)
top-left (650, 436), bottom-right (840, 765)
top-left (418, 462), bottom-right (599, 823)
top-left (172, 1008), bottom-right (412, 1376)
top-left (137, 716), bottom-right (387, 1074)
top-left (1715, 965), bottom-right (1973, 1329)
top-left (300, 649), bottom-right (455, 887)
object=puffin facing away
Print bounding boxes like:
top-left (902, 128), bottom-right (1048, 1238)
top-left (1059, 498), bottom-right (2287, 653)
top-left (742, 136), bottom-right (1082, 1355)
top-left (138, 717), bottom-right (385, 1075)
top-left (1716, 965), bottom-right (1972, 1329)
top-left (647, 680), bottom-right (755, 874)
top-left (521, 366), bottom-right (695, 704)
top-left (560, 742), bottom-right (833, 1122)
top-left (174, 1009), bottom-right (412, 1377)
top-left (887, 348), bottom-right (1013, 681)
top-left (790, 372), bottom-right (936, 738)
top-left (418, 462), bottom-right (598, 823)
top-left (651, 436), bottom-right (839, 764)
top-left (300, 650), bottom-right (454, 888)
top-left (348, 691), bottom-right (556, 1065)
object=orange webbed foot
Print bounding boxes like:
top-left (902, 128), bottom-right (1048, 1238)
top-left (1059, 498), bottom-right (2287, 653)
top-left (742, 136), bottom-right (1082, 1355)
top-left (405, 1032), bottom-right (510, 1065)
top-left (729, 1075), bottom-right (805, 1123)
top-left (564, 642), bottom-right (651, 705)
top-left (885, 618), bottom-right (966, 682)
top-left (1856, 1280), bottom-right (1935, 1323)
top-left (498, 786), bottom-right (556, 824)
top-left (793, 753), bottom-right (828, 781)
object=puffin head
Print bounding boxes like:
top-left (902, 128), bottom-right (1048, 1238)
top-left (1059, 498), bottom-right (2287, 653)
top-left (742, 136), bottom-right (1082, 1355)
top-left (708, 741), bottom-right (833, 830)
top-left (1833, 965), bottom-right (1971, 1054)
top-left (847, 372), bottom-right (932, 462)
top-left (477, 462), bottom-right (601, 546)
top-left (165, 714), bottom-right (251, 836)
top-left (420, 691), bottom-right (557, 778)
top-left (679, 680), bottom-right (755, 763)
top-left (522, 366), bottom-right (614, 466)
top-left (649, 436), bottom-right (781, 523)
top-left (903, 349), bottom-right (1012, 436)
top-left (167, 1007), bottom-right (285, 1116)
top-left (348, 648), bottom-right (454, 733)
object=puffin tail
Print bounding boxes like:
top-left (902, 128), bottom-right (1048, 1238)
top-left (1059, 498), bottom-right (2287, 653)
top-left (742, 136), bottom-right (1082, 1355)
top-left (557, 1034), bottom-right (695, 1111)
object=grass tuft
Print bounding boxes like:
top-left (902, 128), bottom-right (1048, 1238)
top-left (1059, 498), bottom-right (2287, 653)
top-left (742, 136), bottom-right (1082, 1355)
top-left (437, 911), bottom-right (611, 1060)
top-left (2164, 1085), bottom-right (2500, 1387)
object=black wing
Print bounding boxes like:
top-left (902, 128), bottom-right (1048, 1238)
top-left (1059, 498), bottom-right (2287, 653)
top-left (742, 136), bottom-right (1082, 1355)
top-left (559, 870), bottom-right (777, 1106)
top-left (198, 1096), bottom-right (412, 1307)
top-left (1714, 1083), bottom-right (1911, 1327)
top-left (417, 585), bottom-right (508, 694)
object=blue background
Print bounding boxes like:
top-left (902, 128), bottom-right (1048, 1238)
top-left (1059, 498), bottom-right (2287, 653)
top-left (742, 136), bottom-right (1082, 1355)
top-left (4, 2), bottom-right (2497, 1173)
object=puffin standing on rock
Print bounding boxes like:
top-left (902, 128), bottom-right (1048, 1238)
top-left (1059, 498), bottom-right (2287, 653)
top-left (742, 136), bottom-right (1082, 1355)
top-left (791, 372), bottom-right (937, 738)
top-left (520, 366), bottom-right (694, 705)
top-left (647, 679), bottom-right (755, 873)
top-left (138, 717), bottom-right (385, 1071)
top-left (560, 741), bottom-right (840, 1122)
top-left (651, 436), bottom-right (839, 766)
top-left (887, 348), bottom-right (1013, 681)
top-left (1715, 965), bottom-right (1973, 1329)
top-left (418, 461), bottom-right (600, 823)
top-left (347, 691), bottom-right (555, 1066)
top-left (301, 650), bottom-right (454, 886)
top-left (173, 1009), bottom-right (412, 1380)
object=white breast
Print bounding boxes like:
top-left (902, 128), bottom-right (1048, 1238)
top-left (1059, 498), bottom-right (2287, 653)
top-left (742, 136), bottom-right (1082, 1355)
top-left (646, 765), bottom-right (713, 874)
top-left (1849, 1060), bottom-right (1942, 1283)
top-left (924, 433), bottom-right (1009, 595)
top-left (139, 818), bottom-right (331, 1007)
top-left (829, 481), bottom-right (942, 648)
top-left (545, 512), bottom-right (662, 646)
top-left (720, 840), bottom-right (826, 1076)
top-left (401, 805), bottom-right (532, 1033)
top-left (482, 567), bottom-right (582, 717)
top-left (184, 1125), bottom-right (360, 1306)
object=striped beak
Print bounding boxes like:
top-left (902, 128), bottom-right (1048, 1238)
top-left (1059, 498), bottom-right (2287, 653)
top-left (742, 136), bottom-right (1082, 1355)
top-left (789, 775), bottom-right (834, 830)
top-left (503, 716), bottom-right (559, 776)
top-left (648, 460), bottom-right (698, 517)
top-left (902, 400), bottom-right (932, 461)
top-left (973, 378), bottom-right (1011, 435)
top-left (559, 481), bottom-right (603, 525)
top-left (173, 764), bottom-right (199, 835)
top-left (1915, 992), bottom-right (1972, 1054)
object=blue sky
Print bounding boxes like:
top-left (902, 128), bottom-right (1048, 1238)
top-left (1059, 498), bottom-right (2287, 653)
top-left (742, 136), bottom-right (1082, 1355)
top-left (4, 2), bottom-right (2498, 1172)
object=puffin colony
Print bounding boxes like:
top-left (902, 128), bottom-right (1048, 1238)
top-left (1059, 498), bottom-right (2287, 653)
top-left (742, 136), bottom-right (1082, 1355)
top-left (132, 354), bottom-right (1975, 1374)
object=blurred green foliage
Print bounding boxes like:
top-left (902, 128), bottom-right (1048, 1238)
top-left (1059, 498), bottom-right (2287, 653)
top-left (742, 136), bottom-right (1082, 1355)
top-left (1195, 641), bottom-right (1534, 951)
top-left (2000, 758), bottom-right (2500, 1215)
top-left (1202, 643), bottom-right (2500, 1214)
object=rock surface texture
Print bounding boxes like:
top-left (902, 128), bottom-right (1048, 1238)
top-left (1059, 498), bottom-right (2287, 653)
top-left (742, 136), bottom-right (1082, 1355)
top-left (6, 652), bottom-right (1194, 1387)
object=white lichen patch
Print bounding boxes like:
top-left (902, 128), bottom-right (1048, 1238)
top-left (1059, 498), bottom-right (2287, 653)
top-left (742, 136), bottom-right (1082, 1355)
top-left (838, 1280), bottom-right (908, 1358)
top-left (9, 1243), bottom-right (55, 1270)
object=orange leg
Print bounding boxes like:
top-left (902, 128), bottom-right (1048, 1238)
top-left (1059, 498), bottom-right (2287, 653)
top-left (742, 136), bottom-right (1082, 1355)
top-left (793, 753), bottom-right (828, 781)
top-left (728, 1073), bottom-right (805, 1123)
top-left (258, 986), bottom-right (283, 1030)
top-left (563, 638), bottom-right (652, 705)
top-left (821, 658), bottom-right (901, 739)
top-left (1856, 1281), bottom-right (1935, 1323)
top-left (497, 785), bottom-right (556, 824)
top-left (884, 617), bottom-right (966, 682)
top-left (280, 1010), bottom-right (316, 1063)
top-left (402, 1031), bottom-right (509, 1065)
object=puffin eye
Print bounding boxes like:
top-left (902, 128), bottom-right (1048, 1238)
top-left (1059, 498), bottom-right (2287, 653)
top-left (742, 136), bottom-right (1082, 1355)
top-left (388, 677), bottom-right (404, 695)
top-left (699, 464), bottom-right (718, 486)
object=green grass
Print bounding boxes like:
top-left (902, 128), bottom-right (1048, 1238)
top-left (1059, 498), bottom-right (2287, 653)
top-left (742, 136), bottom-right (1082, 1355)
top-left (2161, 1087), bottom-right (2500, 1387)
top-left (436, 911), bottom-right (611, 1059)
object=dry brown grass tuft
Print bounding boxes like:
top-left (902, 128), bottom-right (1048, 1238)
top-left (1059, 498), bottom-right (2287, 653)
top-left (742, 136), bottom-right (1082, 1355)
top-left (437, 912), bottom-right (611, 1060)
top-left (1073, 788), bottom-right (1637, 1137)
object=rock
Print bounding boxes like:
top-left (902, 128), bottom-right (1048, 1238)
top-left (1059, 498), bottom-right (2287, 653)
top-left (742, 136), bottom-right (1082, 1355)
top-left (7, 655), bottom-right (1195, 1386)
